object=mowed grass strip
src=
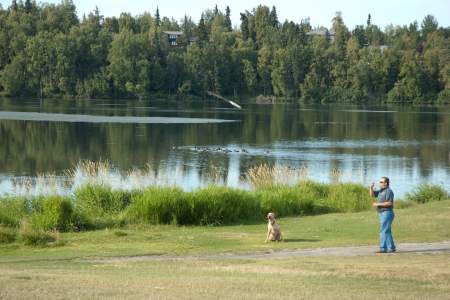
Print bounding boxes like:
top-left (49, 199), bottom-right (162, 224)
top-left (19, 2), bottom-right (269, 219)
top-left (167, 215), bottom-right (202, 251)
top-left (0, 253), bottom-right (449, 299)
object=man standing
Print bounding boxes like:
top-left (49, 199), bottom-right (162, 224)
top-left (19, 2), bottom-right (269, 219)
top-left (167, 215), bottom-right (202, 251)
top-left (369, 177), bottom-right (396, 253)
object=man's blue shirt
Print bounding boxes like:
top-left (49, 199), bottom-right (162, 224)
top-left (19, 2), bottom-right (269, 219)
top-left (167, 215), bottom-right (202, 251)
top-left (373, 187), bottom-right (394, 212)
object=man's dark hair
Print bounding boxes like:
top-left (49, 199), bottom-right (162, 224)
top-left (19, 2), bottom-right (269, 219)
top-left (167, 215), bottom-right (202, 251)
top-left (381, 177), bottom-right (390, 186)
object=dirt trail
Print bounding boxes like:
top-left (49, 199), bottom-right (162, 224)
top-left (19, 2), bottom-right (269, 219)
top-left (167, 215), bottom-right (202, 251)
top-left (86, 240), bottom-right (450, 263)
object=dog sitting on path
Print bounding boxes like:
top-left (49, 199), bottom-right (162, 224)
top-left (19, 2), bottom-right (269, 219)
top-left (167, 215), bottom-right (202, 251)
top-left (265, 212), bottom-right (283, 242)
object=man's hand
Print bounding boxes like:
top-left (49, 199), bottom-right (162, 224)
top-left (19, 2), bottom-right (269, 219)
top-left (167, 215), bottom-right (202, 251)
top-left (369, 183), bottom-right (375, 197)
top-left (372, 202), bottom-right (379, 207)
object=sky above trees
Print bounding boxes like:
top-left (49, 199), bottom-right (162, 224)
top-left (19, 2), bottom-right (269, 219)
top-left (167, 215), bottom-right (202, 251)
top-left (0, 0), bottom-right (449, 29)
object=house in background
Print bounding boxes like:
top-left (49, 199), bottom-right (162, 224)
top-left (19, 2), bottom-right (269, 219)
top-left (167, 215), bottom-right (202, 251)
top-left (163, 31), bottom-right (196, 46)
top-left (306, 27), bottom-right (336, 43)
top-left (163, 31), bottom-right (183, 46)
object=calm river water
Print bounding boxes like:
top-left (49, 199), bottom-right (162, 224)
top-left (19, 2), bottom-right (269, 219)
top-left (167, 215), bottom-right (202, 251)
top-left (0, 98), bottom-right (449, 197)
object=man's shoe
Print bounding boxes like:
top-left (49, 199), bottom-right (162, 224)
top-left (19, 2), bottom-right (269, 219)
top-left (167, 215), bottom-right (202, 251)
top-left (387, 249), bottom-right (396, 253)
top-left (376, 250), bottom-right (387, 254)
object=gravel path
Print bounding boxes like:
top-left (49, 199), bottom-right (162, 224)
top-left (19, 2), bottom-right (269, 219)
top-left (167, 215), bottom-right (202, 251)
top-left (86, 240), bottom-right (450, 263)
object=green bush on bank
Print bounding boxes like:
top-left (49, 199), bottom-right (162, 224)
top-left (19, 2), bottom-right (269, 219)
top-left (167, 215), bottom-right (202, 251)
top-left (257, 184), bottom-right (319, 217)
top-left (20, 226), bottom-right (57, 247)
top-left (0, 226), bottom-right (17, 244)
top-left (125, 183), bottom-right (369, 226)
top-left (126, 186), bottom-right (261, 226)
top-left (74, 184), bottom-right (134, 228)
top-left (327, 183), bottom-right (372, 212)
top-left (187, 186), bottom-right (260, 225)
top-left (74, 184), bottom-right (132, 216)
top-left (257, 182), bottom-right (372, 217)
top-left (437, 89), bottom-right (450, 104)
top-left (29, 196), bottom-right (75, 232)
top-left (406, 184), bottom-right (449, 204)
top-left (126, 187), bottom-right (188, 225)
top-left (0, 183), bottom-right (447, 232)
top-left (0, 197), bottom-right (29, 227)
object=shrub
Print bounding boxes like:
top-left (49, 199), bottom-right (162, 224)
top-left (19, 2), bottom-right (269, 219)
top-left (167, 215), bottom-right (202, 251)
top-left (188, 186), bottom-right (260, 225)
top-left (437, 89), bottom-right (450, 104)
top-left (0, 181), bottom-right (414, 229)
top-left (75, 184), bottom-right (132, 215)
top-left (257, 181), bottom-right (371, 217)
top-left (0, 197), bottom-right (29, 227)
top-left (30, 196), bottom-right (74, 232)
top-left (20, 223), bottom-right (57, 247)
top-left (258, 186), bottom-right (311, 217)
top-left (297, 181), bottom-right (331, 214)
top-left (126, 187), bottom-right (188, 225)
top-left (406, 184), bottom-right (449, 204)
top-left (0, 227), bottom-right (17, 244)
top-left (395, 200), bottom-right (416, 209)
top-left (327, 183), bottom-right (372, 212)
top-left (258, 182), bottom-right (330, 217)
top-left (74, 184), bottom-right (133, 228)
top-left (127, 186), bottom-right (261, 226)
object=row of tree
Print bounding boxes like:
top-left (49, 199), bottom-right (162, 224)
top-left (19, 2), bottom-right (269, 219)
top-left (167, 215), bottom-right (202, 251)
top-left (0, 1), bottom-right (448, 103)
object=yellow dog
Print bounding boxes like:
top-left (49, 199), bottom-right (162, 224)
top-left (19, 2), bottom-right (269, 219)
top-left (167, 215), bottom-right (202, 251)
top-left (265, 212), bottom-right (283, 242)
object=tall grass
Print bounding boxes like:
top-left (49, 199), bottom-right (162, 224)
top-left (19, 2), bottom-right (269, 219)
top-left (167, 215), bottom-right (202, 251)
top-left (257, 181), bottom-right (372, 217)
top-left (0, 197), bottom-right (29, 227)
top-left (1, 180), bottom-right (447, 232)
top-left (187, 186), bottom-right (260, 225)
top-left (74, 184), bottom-right (133, 228)
top-left (126, 187), bottom-right (188, 225)
top-left (257, 183), bottom-right (322, 217)
top-left (406, 184), bottom-right (449, 204)
top-left (125, 186), bottom-right (262, 226)
top-left (125, 183), bottom-right (371, 226)
top-left (29, 196), bottom-right (75, 232)
top-left (246, 164), bottom-right (309, 188)
top-left (0, 226), bottom-right (17, 244)
top-left (19, 222), bottom-right (58, 247)
top-left (327, 183), bottom-right (372, 212)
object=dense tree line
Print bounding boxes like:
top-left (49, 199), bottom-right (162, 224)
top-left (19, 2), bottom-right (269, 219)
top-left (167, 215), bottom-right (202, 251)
top-left (0, 1), bottom-right (448, 103)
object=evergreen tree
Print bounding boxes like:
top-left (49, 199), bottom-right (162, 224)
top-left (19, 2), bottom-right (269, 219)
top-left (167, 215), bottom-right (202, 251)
top-left (10, 0), bottom-right (18, 11)
top-left (269, 6), bottom-right (279, 28)
top-left (224, 6), bottom-right (232, 31)
top-left (240, 13), bottom-right (249, 40)
top-left (197, 14), bottom-right (208, 45)
top-left (24, 0), bottom-right (33, 13)
top-left (352, 25), bottom-right (368, 47)
top-left (257, 46), bottom-right (273, 95)
top-left (421, 15), bottom-right (438, 40)
top-left (155, 7), bottom-right (161, 28)
top-left (181, 15), bottom-right (194, 46)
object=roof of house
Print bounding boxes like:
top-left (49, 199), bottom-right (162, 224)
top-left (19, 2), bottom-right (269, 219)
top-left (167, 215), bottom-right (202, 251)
top-left (163, 31), bottom-right (183, 36)
top-left (368, 45), bottom-right (390, 52)
top-left (306, 27), bottom-right (336, 36)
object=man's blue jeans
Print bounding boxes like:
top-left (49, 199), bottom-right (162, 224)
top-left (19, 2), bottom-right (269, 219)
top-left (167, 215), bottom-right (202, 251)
top-left (378, 210), bottom-right (396, 251)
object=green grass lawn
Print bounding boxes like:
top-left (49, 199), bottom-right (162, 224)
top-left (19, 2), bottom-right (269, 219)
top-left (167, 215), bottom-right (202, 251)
top-left (1, 200), bottom-right (450, 299)
top-left (0, 251), bottom-right (449, 299)
top-left (1, 200), bottom-right (449, 263)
